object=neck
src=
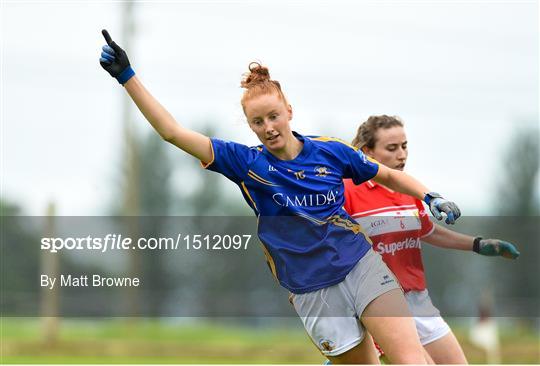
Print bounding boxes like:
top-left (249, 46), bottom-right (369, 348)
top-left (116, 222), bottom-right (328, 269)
top-left (271, 134), bottom-right (303, 160)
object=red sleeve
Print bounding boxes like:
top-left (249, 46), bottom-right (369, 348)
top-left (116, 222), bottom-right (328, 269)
top-left (415, 199), bottom-right (434, 237)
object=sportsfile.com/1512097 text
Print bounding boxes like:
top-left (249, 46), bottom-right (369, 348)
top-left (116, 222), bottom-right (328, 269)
top-left (40, 234), bottom-right (252, 253)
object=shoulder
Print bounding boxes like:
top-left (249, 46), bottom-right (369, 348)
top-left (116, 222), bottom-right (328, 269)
top-left (211, 138), bottom-right (264, 159)
top-left (205, 138), bottom-right (267, 177)
top-left (306, 136), bottom-right (361, 163)
top-left (306, 135), bottom-right (358, 152)
top-left (242, 144), bottom-right (266, 166)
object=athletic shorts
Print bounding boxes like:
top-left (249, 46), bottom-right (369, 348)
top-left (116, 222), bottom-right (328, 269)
top-left (405, 289), bottom-right (451, 346)
top-left (290, 249), bottom-right (401, 356)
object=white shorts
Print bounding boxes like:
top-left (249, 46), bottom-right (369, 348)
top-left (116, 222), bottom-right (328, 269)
top-left (290, 249), bottom-right (401, 356)
top-left (405, 289), bottom-right (451, 346)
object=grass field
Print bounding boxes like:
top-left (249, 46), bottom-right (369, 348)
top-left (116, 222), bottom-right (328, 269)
top-left (1, 318), bottom-right (539, 363)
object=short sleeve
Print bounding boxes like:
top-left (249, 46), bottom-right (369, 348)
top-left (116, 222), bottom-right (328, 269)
top-left (415, 199), bottom-right (435, 237)
top-left (201, 138), bottom-right (254, 184)
top-left (339, 145), bottom-right (379, 185)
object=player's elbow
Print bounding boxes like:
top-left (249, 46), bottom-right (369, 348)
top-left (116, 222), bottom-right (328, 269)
top-left (159, 123), bottom-right (183, 144)
top-left (159, 128), bottom-right (177, 143)
top-left (161, 133), bottom-right (176, 144)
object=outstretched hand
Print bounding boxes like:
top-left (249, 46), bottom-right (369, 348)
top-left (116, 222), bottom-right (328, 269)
top-left (474, 238), bottom-right (520, 259)
top-left (99, 29), bottom-right (135, 84)
top-left (424, 192), bottom-right (461, 225)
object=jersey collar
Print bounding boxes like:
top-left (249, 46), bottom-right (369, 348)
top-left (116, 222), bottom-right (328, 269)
top-left (262, 131), bottom-right (313, 163)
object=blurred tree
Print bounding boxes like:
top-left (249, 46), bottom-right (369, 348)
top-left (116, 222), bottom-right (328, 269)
top-left (136, 131), bottom-right (175, 316)
top-left (186, 127), bottom-right (223, 217)
top-left (139, 133), bottom-right (174, 215)
top-left (0, 199), bottom-right (20, 216)
top-left (489, 125), bottom-right (539, 320)
top-left (0, 200), bottom-right (40, 315)
top-left (421, 125), bottom-right (539, 319)
top-left (495, 126), bottom-right (539, 216)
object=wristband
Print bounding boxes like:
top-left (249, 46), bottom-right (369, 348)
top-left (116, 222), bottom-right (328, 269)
top-left (473, 236), bottom-right (483, 253)
top-left (117, 66), bottom-right (135, 85)
top-left (423, 192), bottom-right (442, 205)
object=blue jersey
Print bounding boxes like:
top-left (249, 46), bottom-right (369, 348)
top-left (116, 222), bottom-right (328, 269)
top-left (202, 132), bottom-right (380, 293)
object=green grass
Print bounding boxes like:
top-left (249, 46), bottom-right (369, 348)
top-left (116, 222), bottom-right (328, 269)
top-left (1, 318), bottom-right (538, 364)
top-left (1, 318), bottom-right (323, 364)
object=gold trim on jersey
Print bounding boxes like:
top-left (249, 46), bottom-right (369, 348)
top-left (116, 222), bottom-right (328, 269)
top-left (199, 139), bottom-right (216, 168)
top-left (248, 170), bottom-right (281, 187)
top-left (366, 156), bottom-right (380, 165)
top-left (256, 216), bottom-right (278, 281)
top-left (241, 181), bottom-right (258, 213)
top-left (293, 212), bottom-right (372, 240)
top-left (326, 214), bottom-right (366, 237)
top-left (295, 212), bottom-right (327, 226)
top-left (260, 242), bottom-right (278, 280)
top-left (309, 136), bottom-right (359, 151)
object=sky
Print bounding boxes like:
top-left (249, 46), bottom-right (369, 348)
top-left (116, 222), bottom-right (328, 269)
top-left (1, 0), bottom-right (538, 216)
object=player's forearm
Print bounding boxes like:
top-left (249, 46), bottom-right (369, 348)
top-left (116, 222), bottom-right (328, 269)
top-left (374, 167), bottom-right (428, 201)
top-left (423, 224), bottom-right (473, 250)
top-left (124, 76), bottom-right (180, 141)
top-left (371, 161), bottom-right (460, 224)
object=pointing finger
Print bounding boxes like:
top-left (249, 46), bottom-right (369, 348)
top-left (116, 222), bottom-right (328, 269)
top-left (102, 29), bottom-right (113, 45)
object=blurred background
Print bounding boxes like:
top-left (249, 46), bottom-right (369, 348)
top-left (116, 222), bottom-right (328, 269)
top-left (1, 0), bottom-right (539, 363)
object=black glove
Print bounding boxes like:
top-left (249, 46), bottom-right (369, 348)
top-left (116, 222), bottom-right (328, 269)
top-left (99, 29), bottom-right (135, 85)
top-left (423, 192), bottom-right (461, 224)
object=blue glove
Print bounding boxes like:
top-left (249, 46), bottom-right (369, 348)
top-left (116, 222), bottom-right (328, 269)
top-left (473, 237), bottom-right (520, 259)
top-left (424, 192), bottom-right (461, 224)
top-left (99, 29), bottom-right (135, 85)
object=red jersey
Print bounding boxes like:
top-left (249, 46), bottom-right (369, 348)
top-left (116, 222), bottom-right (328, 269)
top-left (343, 179), bottom-right (434, 292)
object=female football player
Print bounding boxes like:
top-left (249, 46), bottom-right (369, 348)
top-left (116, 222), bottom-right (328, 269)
top-left (99, 30), bottom-right (463, 364)
top-left (344, 115), bottom-right (519, 363)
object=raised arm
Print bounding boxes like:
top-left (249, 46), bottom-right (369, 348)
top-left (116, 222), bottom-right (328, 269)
top-left (373, 164), bottom-right (461, 224)
top-left (99, 29), bottom-right (212, 164)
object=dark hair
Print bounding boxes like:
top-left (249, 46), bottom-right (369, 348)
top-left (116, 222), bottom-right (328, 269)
top-left (240, 62), bottom-right (288, 112)
top-left (351, 115), bottom-right (404, 150)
